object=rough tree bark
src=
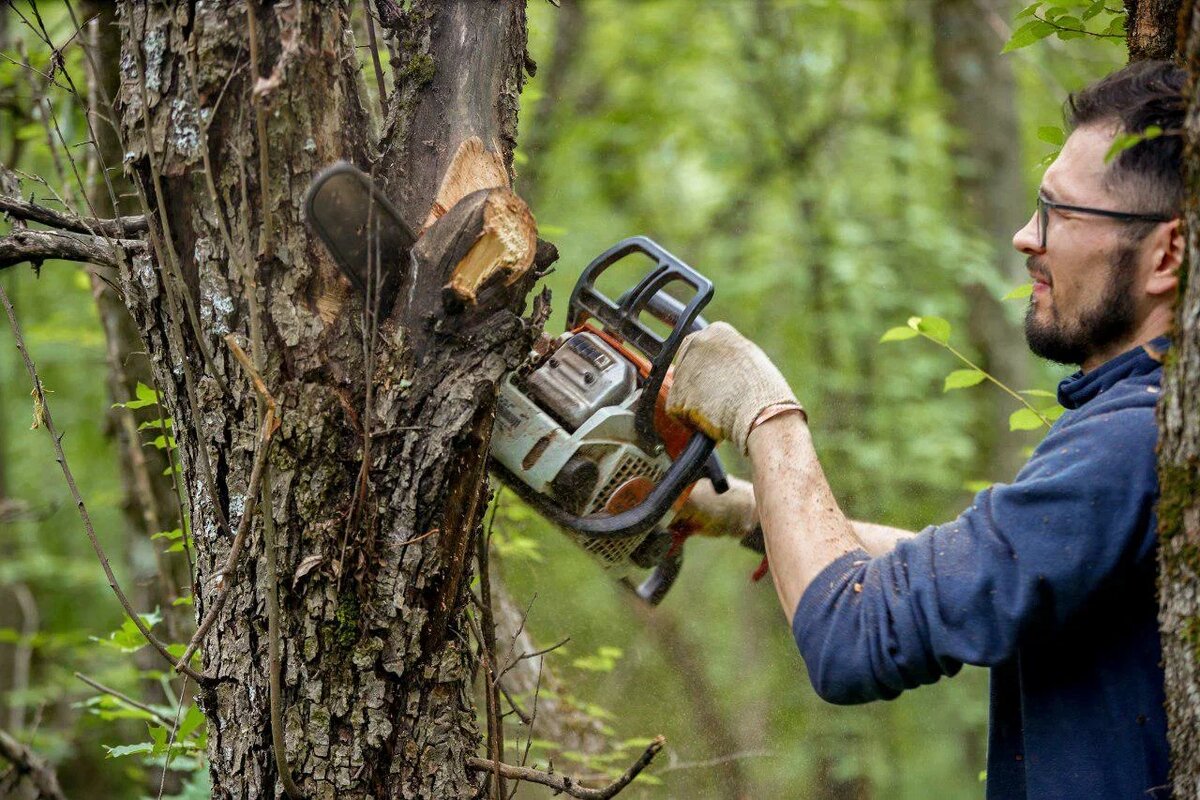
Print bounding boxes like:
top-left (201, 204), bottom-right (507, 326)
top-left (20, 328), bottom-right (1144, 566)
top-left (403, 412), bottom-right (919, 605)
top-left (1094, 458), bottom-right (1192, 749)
top-left (1119, 4), bottom-right (1200, 796)
top-left (108, 3), bottom-right (539, 798)
top-left (1150, 2), bottom-right (1200, 796)
top-left (1125, 0), bottom-right (1186, 61)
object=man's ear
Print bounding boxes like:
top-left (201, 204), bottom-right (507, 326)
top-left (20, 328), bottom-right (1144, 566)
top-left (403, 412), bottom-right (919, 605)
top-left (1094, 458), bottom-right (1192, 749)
top-left (1144, 218), bottom-right (1184, 297)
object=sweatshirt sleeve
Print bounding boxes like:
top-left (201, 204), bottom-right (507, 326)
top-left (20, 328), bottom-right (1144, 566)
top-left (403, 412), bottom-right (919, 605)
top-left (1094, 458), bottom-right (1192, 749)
top-left (792, 406), bottom-right (1159, 705)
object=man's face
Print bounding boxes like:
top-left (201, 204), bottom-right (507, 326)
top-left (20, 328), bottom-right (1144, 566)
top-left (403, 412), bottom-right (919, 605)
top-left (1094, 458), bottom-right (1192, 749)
top-left (1011, 124), bottom-right (1146, 368)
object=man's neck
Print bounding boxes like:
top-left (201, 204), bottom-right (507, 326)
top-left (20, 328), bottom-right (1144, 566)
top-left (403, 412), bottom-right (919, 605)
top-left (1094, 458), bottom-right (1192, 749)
top-left (1080, 309), bottom-right (1172, 373)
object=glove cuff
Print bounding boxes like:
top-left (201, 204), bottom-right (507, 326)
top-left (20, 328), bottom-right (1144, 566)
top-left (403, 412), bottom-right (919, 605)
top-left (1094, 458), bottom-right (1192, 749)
top-left (735, 397), bottom-right (804, 455)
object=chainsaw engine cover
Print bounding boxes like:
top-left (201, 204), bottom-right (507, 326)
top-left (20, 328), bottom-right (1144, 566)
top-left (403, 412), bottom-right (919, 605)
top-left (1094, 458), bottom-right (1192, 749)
top-left (492, 332), bottom-right (672, 574)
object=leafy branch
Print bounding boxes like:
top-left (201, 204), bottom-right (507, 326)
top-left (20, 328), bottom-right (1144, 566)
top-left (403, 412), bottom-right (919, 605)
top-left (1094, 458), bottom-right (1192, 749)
top-left (880, 316), bottom-right (1063, 431)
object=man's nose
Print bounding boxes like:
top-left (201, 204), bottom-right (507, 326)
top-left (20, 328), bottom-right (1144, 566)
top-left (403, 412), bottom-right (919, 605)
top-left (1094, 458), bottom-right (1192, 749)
top-left (1013, 210), bottom-right (1043, 256)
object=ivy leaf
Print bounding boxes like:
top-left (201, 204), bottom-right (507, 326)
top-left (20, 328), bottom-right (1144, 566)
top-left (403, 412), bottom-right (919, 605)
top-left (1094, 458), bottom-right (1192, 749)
top-left (1002, 19), bottom-right (1056, 52)
top-left (879, 326), bottom-right (919, 343)
top-left (1009, 407), bottom-right (1046, 431)
top-left (944, 369), bottom-right (987, 391)
top-left (1003, 283), bottom-right (1033, 300)
top-left (916, 316), bottom-right (952, 344)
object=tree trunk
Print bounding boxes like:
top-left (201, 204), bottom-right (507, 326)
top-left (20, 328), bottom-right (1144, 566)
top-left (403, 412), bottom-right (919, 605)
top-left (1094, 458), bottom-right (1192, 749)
top-left (1158, 5), bottom-right (1200, 795)
top-left (113, 3), bottom-right (536, 798)
top-left (1125, 0), bottom-right (1185, 61)
top-left (1122, 3), bottom-right (1197, 795)
top-left (931, 0), bottom-right (1031, 483)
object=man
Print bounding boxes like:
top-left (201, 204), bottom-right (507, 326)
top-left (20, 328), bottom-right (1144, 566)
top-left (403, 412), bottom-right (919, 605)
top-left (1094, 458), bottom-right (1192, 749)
top-left (668, 60), bottom-right (1185, 799)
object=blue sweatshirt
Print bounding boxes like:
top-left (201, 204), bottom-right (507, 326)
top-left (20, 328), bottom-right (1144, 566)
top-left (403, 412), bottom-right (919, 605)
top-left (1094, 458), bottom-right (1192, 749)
top-left (793, 339), bottom-right (1170, 799)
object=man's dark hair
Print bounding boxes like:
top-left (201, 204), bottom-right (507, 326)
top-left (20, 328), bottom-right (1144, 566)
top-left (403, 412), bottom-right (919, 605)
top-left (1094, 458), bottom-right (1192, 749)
top-left (1066, 59), bottom-right (1186, 218)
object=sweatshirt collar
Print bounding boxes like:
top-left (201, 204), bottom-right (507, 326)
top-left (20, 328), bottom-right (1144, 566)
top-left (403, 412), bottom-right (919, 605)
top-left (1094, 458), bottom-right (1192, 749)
top-left (1057, 336), bottom-right (1170, 410)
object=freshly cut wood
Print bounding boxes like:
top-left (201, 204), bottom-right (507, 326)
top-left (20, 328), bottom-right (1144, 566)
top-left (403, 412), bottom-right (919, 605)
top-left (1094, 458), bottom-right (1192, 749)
top-left (443, 188), bottom-right (537, 306)
top-left (422, 136), bottom-right (511, 231)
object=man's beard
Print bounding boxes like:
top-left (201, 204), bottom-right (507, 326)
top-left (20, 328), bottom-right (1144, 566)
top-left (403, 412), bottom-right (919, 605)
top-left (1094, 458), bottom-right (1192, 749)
top-left (1023, 244), bottom-right (1138, 367)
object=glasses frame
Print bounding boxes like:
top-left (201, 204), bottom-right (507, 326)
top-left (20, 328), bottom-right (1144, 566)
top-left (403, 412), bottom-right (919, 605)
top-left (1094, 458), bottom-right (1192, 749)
top-left (1036, 194), bottom-right (1174, 249)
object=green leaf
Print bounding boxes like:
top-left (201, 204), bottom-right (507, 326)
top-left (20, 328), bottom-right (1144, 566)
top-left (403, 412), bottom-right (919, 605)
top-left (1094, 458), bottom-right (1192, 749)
top-left (1081, 0), bottom-right (1105, 19)
top-left (1041, 404), bottom-right (1066, 421)
top-left (572, 646), bottom-right (623, 673)
top-left (1037, 126), bottom-right (1065, 146)
top-left (963, 480), bottom-right (994, 493)
top-left (1015, 1), bottom-right (1042, 18)
top-left (879, 326), bottom-right (919, 343)
top-left (1009, 407), bottom-right (1046, 431)
top-left (151, 528), bottom-right (183, 542)
top-left (137, 417), bottom-right (173, 431)
top-left (1002, 19), bottom-right (1056, 52)
top-left (915, 316), bottom-right (952, 344)
top-left (92, 609), bottom-right (162, 653)
top-left (1055, 14), bottom-right (1082, 28)
top-left (104, 741), bottom-right (155, 759)
top-left (1003, 283), bottom-right (1033, 300)
top-left (172, 594), bottom-right (193, 607)
top-left (1018, 389), bottom-right (1057, 398)
top-left (113, 382), bottom-right (160, 410)
top-left (1043, 6), bottom-right (1067, 21)
top-left (177, 703), bottom-right (206, 743)
top-left (943, 369), bottom-right (987, 391)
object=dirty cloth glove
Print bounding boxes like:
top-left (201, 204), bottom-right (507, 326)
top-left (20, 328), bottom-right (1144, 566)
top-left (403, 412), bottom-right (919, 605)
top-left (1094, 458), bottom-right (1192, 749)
top-left (672, 476), bottom-right (757, 538)
top-left (666, 321), bottom-right (799, 454)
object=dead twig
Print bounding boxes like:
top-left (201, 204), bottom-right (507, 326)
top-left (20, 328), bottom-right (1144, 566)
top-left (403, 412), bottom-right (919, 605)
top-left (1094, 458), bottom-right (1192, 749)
top-left (475, 528), bottom-right (505, 799)
top-left (0, 725), bottom-right (67, 800)
top-left (0, 227), bottom-right (144, 270)
top-left (0, 285), bottom-right (204, 683)
top-left (466, 736), bottom-right (666, 800)
top-left (0, 195), bottom-right (147, 237)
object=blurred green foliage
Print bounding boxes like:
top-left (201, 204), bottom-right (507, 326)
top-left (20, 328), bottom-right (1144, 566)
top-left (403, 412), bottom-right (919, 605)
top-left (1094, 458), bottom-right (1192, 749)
top-left (0, 0), bottom-right (1126, 798)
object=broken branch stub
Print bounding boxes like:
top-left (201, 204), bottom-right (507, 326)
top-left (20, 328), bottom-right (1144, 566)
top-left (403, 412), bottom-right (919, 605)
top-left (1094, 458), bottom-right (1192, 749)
top-left (442, 187), bottom-right (537, 309)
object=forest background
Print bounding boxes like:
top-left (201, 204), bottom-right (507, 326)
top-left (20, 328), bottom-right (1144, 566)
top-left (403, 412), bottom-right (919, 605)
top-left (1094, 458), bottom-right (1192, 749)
top-left (0, 1), bottom-right (1130, 798)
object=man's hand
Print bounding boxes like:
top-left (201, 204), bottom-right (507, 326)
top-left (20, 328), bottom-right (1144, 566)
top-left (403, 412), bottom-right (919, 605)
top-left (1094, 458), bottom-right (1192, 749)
top-left (672, 476), bottom-right (757, 538)
top-left (666, 322), bottom-right (800, 453)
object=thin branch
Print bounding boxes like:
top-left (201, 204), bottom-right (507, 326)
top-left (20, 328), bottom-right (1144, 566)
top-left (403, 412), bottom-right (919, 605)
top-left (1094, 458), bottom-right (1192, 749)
top-left (172, 339), bottom-right (279, 674)
top-left (0, 726), bottom-right (67, 800)
top-left (72, 672), bottom-right (176, 728)
top-left (362, 0), bottom-right (389, 117)
top-left (0, 195), bottom-right (147, 237)
top-left (466, 736), bottom-right (666, 800)
top-left (0, 285), bottom-right (204, 683)
top-left (245, 0), bottom-right (274, 255)
top-left (475, 529), bottom-right (505, 799)
top-left (0, 228), bottom-right (143, 270)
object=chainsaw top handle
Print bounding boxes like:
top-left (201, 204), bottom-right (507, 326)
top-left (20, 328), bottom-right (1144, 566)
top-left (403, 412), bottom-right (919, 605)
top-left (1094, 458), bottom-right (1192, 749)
top-left (567, 236), bottom-right (713, 450)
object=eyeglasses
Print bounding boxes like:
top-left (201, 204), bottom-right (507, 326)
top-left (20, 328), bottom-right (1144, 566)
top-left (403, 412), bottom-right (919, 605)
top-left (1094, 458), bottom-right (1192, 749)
top-left (1035, 194), bottom-right (1174, 249)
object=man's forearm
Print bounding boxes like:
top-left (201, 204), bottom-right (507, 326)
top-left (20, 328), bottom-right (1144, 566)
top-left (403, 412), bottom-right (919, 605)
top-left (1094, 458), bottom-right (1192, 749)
top-left (747, 413), bottom-right (863, 619)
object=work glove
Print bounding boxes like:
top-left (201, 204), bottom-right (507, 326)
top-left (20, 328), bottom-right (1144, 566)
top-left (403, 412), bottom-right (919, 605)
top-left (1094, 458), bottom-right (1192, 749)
top-left (672, 476), bottom-right (757, 538)
top-left (666, 321), bottom-right (801, 454)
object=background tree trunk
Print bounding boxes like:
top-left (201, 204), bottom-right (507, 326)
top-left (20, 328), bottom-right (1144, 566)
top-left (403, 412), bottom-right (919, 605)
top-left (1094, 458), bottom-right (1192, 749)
top-left (1125, 0), bottom-right (1185, 61)
top-left (931, 0), bottom-right (1031, 484)
top-left (113, 2), bottom-right (535, 797)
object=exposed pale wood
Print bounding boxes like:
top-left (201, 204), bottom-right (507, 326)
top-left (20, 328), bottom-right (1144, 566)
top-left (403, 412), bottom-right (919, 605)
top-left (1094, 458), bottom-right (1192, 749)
top-left (444, 188), bottom-right (537, 306)
top-left (422, 136), bottom-right (511, 231)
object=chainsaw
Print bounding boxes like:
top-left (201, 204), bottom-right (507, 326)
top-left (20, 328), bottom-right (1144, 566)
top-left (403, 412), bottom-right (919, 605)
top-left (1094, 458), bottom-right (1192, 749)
top-left (304, 163), bottom-right (764, 605)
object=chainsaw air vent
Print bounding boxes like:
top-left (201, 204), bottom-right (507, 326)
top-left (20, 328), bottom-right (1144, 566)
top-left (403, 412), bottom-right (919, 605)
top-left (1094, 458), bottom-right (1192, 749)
top-left (566, 453), bottom-right (666, 571)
